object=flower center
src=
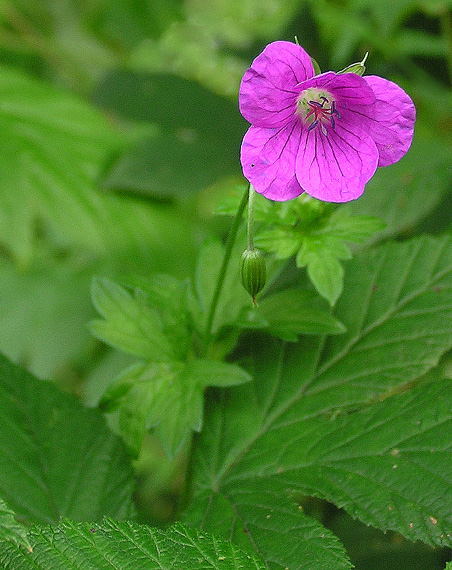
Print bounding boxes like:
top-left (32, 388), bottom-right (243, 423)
top-left (296, 88), bottom-right (340, 135)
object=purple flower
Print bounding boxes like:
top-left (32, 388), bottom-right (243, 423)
top-left (239, 41), bottom-right (416, 202)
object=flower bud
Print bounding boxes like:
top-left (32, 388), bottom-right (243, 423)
top-left (338, 52), bottom-right (368, 77)
top-left (240, 249), bottom-right (266, 304)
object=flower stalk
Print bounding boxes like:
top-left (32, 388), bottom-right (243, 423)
top-left (201, 186), bottom-right (249, 356)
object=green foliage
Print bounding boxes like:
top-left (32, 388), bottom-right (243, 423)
top-left (0, 65), bottom-right (124, 267)
top-left (238, 289), bottom-right (346, 340)
top-left (0, 354), bottom-right (135, 525)
top-left (1, 1), bottom-right (452, 569)
top-left (219, 191), bottom-right (385, 305)
top-left (91, 278), bottom-right (174, 361)
top-left (99, 359), bottom-right (251, 458)
top-left (0, 520), bottom-right (266, 570)
top-left (0, 500), bottom-right (31, 553)
top-left (184, 235), bottom-right (452, 567)
top-left (90, 274), bottom-right (253, 457)
top-left (96, 72), bottom-right (247, 198)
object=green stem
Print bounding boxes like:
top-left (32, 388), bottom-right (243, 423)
top-left (201, 185), bottom-right (249, 357)
top-left (247, 184), bottom-right (256, 250)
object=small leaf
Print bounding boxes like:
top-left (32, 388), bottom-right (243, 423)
top-left (90, 278), bottom-right (173, 361)
top-left (323, 208), bottom-right (386, 242)
top-left (102, 362), bottom-right (202, 458)
top-left (0, 499), bottom-right (32, 553)
top-left (186, 359), bottom-right (252, 387)
top-left (0, 520), bottom-right (267, 570)
top-left (124, 274), bottom-right (191, 360)
top-left (240, 289), bottom-right (346, 341)
top-left (304, 252), bottom-right (344, 306)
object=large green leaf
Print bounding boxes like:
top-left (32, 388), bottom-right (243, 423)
top-left (185, 235), bottom-right (452, 565)
top-left (0, 520), bottom-right (266, 570)
top-left (0, 355), bottom-right (135, 525)
top-left (186, 476), bottom-right (352, 570)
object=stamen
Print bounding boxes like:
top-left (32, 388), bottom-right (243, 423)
top-left (298, 89), bottom-right (340, 136)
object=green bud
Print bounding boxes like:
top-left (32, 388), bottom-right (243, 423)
top-left (337, 52), bottom-right (368, 77)
top-left (240, 249), bottom-right (266, 304)
top-left (310, 56), bottom-right (322, 76)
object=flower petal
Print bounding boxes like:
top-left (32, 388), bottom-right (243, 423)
top-left (241, 121), bottom-right (305, 201)
top-left (361, 75), bottom-right (416, 166)
top-left (296, 120), bottom-right (379, 202)
top-left (239, 41), bottom-right (315, 128)
top-left (299, 71), bottom-right (376, 107)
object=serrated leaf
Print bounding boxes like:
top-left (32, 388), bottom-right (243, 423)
top-left (0, 519), bottom-right (266, 570)
top-left (239, 289), bottom-right (346, 341)
top-left (0, 499), bottom-right (32, 553)
top-left (270, 379), bottom-right (452, 547)
top-left (90, 278), bottom-right (174, 361)
top-left (102, 358), bottom-right (251, 458)
top-left (186, 235), bottom-right (452, 558)
top-left (0, 354), bottom-right (135, 525)
top-left (0, 65), bottom-right (124, 266)
top-left (227, 479), bottom-right (352, 570)
top-left (126, 274), bottom-right (191, 360)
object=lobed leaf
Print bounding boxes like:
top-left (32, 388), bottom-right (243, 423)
top-left (101, 359), bottom-right (251, 459)
top-left (90, 278), bottom-right (174, 361)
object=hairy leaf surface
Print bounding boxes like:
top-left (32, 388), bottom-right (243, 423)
top-left (0, 520), bottom-right (266, 570)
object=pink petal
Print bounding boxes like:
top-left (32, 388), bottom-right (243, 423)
top-left (241, 121), bottom-right (305, 201)
top-left (239, 41), bottom-right (315, 128)
top-left (296, 120), bottom-right (379, 203)
top-left (361, 75), bottom-right (415, 166)
top-left (300, 71), bottom-right (376, 107)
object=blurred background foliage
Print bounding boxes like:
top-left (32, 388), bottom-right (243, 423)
top-left (0, 1), bottom-right (451, 567)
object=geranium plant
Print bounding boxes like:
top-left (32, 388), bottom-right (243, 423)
top-left (0, 5), bottom-right (452, 570)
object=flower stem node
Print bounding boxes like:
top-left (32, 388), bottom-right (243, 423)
top-left (240, 248), bottom-right (266, 305)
